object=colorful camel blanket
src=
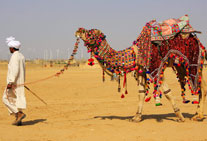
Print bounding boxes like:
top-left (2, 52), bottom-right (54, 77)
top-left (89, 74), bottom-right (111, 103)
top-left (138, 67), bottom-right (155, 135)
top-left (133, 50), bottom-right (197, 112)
top-left (133, 15), bottom-right (205, 93)
top-left (150, 15), bottom-right (196, 41)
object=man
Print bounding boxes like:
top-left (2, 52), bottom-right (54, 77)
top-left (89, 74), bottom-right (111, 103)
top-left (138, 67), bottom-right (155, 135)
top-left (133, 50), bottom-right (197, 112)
top-left (2, 36), bottom-right (26, 126)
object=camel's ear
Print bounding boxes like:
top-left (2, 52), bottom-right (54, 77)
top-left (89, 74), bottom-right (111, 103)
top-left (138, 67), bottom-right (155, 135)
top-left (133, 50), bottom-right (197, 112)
top-left (75, 28), bottom-right (88, 38)
top-left (95, 29), bottom-right (102, 36)
top-left (77, 28), bottom-right (87, 34)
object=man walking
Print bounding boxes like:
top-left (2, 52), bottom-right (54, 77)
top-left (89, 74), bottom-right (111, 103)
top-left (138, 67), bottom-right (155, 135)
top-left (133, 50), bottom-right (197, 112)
top-left (2, 36), bottom-right (26, 126)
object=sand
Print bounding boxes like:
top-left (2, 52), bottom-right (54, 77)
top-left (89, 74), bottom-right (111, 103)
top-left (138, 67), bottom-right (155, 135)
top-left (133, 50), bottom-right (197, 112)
top-left (0, 62), bottom-right (207, 141)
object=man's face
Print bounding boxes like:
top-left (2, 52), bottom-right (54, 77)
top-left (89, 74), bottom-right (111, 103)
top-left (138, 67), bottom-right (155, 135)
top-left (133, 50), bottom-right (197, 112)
top-left (9, 47), bottom-right (14, 53)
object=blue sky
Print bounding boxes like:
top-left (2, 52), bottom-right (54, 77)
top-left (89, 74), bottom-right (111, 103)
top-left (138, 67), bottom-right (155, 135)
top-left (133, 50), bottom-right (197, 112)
top-left (0, 0), bottom-right (206, 60)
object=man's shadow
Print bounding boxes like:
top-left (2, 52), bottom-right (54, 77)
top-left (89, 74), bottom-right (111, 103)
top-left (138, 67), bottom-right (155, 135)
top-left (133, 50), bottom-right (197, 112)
top-left (94, 113), bottom-right (205, 122)
top-left (22, 119), bottom-right (47, 126)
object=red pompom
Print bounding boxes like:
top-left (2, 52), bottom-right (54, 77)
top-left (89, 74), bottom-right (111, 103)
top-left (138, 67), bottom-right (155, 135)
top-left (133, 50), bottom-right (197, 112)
top-left (88, 62), bottom-right (94, 66)
top-left (88, 49), bottom-right (92, 53)
top-left (192, 101), bottom-right (199, 104)
top-left (121, 94), bottom-right (125, 98)
top-left (145, 97), bottom-right (151, 102)
top-left (88, 58), bottom-right (94, 62)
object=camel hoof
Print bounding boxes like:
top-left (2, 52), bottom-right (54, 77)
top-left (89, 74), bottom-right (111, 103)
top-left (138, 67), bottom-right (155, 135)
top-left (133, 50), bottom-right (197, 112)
top-left (177, 116), bottom-right (185, 122)
top-left (130, 115), bottom-right (142, 123)
top-left (191, 114), bottom-right (205, 121)
top-left (176, 118), bottom-right (185, 122)
top-left (175, 111), bottom-right (185, 122)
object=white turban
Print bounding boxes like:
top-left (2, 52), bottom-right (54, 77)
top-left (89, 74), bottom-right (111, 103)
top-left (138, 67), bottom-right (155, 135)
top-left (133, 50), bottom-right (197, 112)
top-left (6, 36), bottom-right (21, 49)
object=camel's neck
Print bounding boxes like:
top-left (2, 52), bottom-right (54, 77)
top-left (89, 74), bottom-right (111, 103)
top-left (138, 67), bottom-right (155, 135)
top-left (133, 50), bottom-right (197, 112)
top-left (91, 39), bottom-right (136, 72)
top-left (93, 40), bottom-right (115, 62)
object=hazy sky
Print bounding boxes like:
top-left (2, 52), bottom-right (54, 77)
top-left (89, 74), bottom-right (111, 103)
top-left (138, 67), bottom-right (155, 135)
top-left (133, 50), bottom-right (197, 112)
top-left (0, 0), bottom-right (206, 60)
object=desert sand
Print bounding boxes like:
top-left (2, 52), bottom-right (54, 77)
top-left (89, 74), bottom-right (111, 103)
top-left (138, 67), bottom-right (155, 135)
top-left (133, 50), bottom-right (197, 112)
top-left (0, 62), bottom-right (207, 141)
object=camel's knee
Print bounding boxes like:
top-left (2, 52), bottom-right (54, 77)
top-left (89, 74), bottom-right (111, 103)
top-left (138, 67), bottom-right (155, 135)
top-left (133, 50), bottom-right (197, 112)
top-left (163, 89), bottom-right (171, 99)
top-left (163, 89), bottom-right (175, 103)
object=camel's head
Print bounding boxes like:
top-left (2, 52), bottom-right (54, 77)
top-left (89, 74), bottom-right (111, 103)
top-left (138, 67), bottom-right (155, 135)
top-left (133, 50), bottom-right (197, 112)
top-left (75, 28), bottom-right (106, 49)
top-left (75, 28), bottom-right (88, 41)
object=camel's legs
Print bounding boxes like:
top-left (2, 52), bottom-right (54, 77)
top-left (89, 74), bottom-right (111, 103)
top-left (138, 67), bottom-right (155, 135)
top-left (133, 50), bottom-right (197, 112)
top-left (161, 78), bottom-right (185, 122)
top-left (175, 66), bottom-right (190, 102)
top-left (192, 77), bottom-right (207, 120)
top-left (131, 76), bottom-right (146, 122)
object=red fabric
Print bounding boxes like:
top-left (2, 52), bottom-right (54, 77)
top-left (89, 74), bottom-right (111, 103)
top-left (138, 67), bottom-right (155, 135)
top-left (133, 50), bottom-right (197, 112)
top-left (149, 34), bottom-right (199, 85)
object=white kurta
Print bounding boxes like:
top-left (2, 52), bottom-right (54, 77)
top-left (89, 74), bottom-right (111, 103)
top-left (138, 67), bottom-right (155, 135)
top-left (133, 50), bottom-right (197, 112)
top-left (2, 51), bottom-right (26, 114)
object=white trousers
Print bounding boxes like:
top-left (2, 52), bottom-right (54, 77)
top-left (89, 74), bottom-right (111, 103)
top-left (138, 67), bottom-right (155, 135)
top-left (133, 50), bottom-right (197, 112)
top-left (2, 89), bottom-right (19, 114)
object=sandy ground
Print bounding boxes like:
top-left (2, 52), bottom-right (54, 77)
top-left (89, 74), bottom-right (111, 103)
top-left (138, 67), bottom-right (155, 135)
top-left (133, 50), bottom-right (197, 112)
top-left (0, 62), bottom-right (207, 141)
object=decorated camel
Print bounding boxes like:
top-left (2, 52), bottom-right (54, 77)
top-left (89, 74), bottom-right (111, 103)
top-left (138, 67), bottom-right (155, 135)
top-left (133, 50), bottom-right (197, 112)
top-left (74, 15), bottom-right (206, 122)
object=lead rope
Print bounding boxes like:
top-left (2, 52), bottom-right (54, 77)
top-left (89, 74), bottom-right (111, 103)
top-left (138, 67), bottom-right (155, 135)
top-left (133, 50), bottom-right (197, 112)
top-left (2, 37), bottom-right (80, 90)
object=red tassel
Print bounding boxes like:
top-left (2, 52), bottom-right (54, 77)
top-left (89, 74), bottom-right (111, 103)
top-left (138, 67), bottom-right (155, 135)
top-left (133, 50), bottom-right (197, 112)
top-left (192, 101), bottom-right (199, 104)
top-left (145, 97), bottom-right (151, 102)
top-left (123, 70), bottom-right (128, 95)
top-left (88, 58), bottom-right (94, 62)
top-left (123, 71), bottom-right (126, 88)
top-left (88, 52), bottom-right (94, 66)
top-left (121, 94), bottom-right (125, 98)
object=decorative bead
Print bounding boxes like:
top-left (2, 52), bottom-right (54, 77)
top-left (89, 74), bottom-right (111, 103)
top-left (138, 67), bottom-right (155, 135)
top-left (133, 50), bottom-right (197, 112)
top-left (138, 70), bottom-right (143, 73)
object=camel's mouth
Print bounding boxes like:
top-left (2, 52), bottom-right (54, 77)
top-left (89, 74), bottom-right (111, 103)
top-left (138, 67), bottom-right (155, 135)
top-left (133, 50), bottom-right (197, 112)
top-left (75, 31), bottom-right (80, 38)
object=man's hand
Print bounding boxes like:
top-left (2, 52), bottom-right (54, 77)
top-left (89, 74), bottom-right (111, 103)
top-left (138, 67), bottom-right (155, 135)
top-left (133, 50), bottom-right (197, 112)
top-left (7, 83), bottom-right (13, 89)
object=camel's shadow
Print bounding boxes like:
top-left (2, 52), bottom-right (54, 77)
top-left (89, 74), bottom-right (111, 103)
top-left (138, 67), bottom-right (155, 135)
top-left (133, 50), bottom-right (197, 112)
top-left (94, 113), bottom-right (205, 122)
top-left (22, 119), bottom-right (47, 126)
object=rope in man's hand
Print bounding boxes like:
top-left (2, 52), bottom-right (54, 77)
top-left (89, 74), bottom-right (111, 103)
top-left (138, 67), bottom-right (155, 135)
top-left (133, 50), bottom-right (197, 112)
top-left (2, 38), bottom-right (80, 105)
